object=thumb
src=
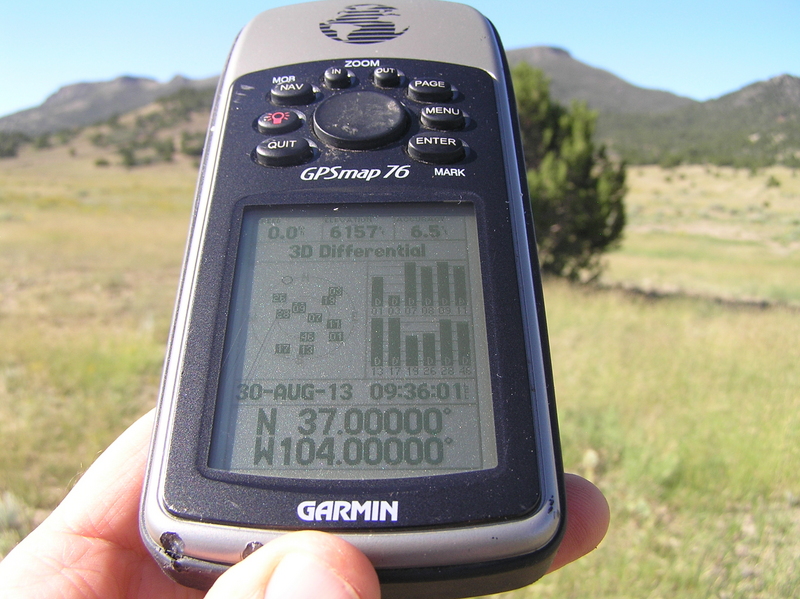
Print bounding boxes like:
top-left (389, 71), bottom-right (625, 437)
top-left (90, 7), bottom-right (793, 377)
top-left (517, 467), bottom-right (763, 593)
top-left (204, 530), bottom-right (381, 599)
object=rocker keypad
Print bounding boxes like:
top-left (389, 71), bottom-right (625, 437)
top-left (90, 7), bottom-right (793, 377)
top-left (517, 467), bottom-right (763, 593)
top-left (253, 64), bottom-right (473, 167)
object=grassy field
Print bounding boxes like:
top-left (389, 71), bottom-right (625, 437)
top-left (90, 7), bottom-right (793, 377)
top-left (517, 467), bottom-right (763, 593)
top-left (499, 280), bottom-right (800, 598)
top-left (600, 165), bottom-right (800, 305)
top-left (0, 144), bottom-right (195, 550)
top-left (1, 145), bottom-right (798, 597)
top-left (493, 165), bottom-right (800, 598)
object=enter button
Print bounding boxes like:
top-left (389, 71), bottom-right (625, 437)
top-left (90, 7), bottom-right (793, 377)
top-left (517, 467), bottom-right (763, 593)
top-left (407, 134), bottom-right (465, 164)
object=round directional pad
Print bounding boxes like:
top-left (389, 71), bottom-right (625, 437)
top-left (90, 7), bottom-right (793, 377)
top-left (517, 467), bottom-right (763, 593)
top-left (313, 91), bottom-right (408, 150)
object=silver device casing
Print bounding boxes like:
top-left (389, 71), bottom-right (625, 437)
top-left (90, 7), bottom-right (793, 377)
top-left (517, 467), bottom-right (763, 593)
top-left (140, 2), bottom-right (563, 597)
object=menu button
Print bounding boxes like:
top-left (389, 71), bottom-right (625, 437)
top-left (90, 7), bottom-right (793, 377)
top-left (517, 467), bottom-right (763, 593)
top-left (421, 105), bottom-right (465, 130)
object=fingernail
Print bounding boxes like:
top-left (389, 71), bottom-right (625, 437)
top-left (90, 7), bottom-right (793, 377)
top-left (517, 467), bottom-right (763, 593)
top-left (264, 551), bottom-right (360, 599)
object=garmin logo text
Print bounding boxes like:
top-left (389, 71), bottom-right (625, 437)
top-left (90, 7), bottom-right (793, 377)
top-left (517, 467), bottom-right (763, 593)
top-left (297, 500), bottom-right (399, 522)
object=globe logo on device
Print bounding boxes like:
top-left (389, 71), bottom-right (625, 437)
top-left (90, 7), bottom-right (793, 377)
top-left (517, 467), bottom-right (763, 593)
top-left (320, 4), bottom-right (409, 44)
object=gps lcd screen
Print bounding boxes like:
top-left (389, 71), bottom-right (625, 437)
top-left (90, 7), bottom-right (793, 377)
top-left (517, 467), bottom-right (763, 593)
top-left (208, 203), bottom-right (497, 479)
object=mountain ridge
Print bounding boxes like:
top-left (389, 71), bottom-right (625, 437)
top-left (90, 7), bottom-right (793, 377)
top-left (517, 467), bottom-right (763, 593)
top-left (597, 73), bottom-right (800, 166)
top-left (713, 73), bottom-right (800, 109)
top-left (0, 75), bottom-right (217, 136)
top-left (0, 46), bottom-right (711, 136)
top-left (506, 46), bottom-right (697, 114)
top-left (1, 47), bottom-right (797, 167)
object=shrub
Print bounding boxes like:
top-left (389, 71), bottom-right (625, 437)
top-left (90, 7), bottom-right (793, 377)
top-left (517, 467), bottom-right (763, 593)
top-left (512, 63), bottom-right (627, 280)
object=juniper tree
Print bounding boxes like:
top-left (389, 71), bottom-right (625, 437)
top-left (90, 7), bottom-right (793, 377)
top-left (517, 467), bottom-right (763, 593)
top-left (512, 63), bottom-right (626, 281)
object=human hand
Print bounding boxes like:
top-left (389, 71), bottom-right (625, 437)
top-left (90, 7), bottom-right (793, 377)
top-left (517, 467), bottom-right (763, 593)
top-left (0, 411), bottom-right (609, 599)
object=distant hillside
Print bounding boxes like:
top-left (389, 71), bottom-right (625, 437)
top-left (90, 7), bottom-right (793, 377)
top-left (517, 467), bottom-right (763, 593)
top-left (0, 46), bottom-right (696, 135)
top-left (507, 47), bottom-right (800, 167)
top-left (1, 47), bottom-right (798, 168)
top-left (0, 75), bottom-right (217, 136)
top-left (0, 84), bottom-right (216, 166)
top-left (506, 46), bottom-right (696, 114)
top-left (597, 74), bottom-right (800, 167)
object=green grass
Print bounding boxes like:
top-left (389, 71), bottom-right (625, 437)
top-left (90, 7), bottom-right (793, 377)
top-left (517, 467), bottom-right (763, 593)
top-left (603, 230), bottom-right (800, 304)
top-left (547, 281), bottom-right (800, 505)
top-left (1, 150), bottom-right (799, 597)
top-left (0, 148), bottom-right (194, 518)
top-left (484, 279), bottom-right (800, 598)
top-left (487, 165), bottom-right (800, 598)
top-left (601, 165), bottom-right (800, 305)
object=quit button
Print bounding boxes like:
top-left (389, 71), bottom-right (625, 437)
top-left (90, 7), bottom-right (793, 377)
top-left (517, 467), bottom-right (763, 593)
top-left (255, 137), bottom-right (313, 167)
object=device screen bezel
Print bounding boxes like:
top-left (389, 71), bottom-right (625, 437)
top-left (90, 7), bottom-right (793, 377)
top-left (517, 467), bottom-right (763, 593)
top-left (162, 187), bottom-right (542, 530)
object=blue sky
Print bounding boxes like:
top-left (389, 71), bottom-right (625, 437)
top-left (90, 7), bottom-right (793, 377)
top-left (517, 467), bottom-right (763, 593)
top-left (2, 0), bottom-right (798, 118)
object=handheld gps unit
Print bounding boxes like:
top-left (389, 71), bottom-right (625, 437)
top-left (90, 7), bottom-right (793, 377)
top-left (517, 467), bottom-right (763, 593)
top-left (139, 1), bottom-right (565, 597)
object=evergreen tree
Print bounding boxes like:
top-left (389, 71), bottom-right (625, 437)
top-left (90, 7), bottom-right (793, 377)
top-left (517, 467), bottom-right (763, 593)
top-left (0, 132), bottom-right (30, 158)
top-left (512, 63), bottom-right (627, 280)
